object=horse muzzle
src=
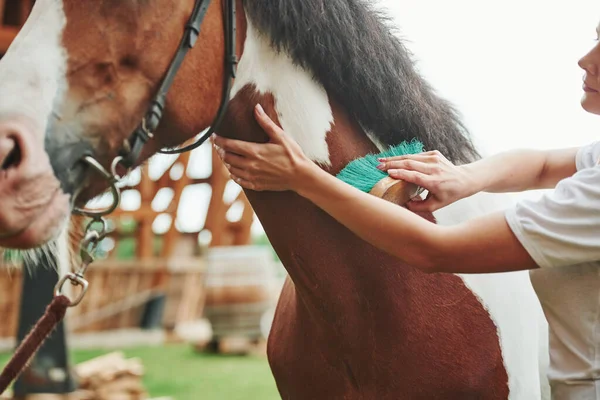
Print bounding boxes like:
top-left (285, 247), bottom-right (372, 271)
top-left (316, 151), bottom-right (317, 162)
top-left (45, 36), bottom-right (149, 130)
top-left (0, 117), bottom-right (71, 248)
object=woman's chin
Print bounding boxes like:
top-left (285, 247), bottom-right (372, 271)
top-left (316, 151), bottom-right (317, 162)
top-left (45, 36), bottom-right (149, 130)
top-left (580, 95), bottom-right (600, 116)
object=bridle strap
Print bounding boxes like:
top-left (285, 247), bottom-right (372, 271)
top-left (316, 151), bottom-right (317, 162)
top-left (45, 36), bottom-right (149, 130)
top-left (119, 0), bottom-right (237, 168)
top-left (160, 0), bottom-right (237, 155)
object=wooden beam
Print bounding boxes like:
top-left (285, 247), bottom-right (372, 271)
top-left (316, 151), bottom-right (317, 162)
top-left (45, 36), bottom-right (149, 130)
top-left (0, 0), bottom-right (7, 26)
top-left (0, 26), bottom-right (19, 54)
top-left (137, 164), bottom-right (155, 259)
top-left (109, 206), bottom-right (158, 220)
top-left (189, 177), bottom-right (211, 185)
top-left (162, 152), bottom-right (192, 257)
top-left (204, 147), bottom-right (230, 246)
top-left (233, 193), bottom-right (254, 245)
top-left (18, 0), bottom-right (33, 25)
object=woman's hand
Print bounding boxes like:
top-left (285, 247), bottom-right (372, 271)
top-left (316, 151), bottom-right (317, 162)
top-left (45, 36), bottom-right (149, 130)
top-left (212, 104), bottom-right (314, 192)
top-left (377, 151), bottom-right (478, 212)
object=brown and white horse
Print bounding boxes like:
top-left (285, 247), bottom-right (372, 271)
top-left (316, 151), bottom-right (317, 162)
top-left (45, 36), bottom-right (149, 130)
top-left (0, 0), bottom-right (549, 398)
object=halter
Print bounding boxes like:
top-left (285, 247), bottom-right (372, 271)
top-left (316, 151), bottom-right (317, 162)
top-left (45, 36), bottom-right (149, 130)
top-left (69, 0), bottom-right (238, 300)
top-left (73, 0), bottom-right (237, 218)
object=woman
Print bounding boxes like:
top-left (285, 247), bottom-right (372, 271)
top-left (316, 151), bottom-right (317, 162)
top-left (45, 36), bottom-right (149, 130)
top-left (213, 26), bottom-right (600, 399)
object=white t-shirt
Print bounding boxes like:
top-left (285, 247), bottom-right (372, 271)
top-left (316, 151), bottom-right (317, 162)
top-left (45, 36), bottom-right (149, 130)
top-left (505, 141), bottom-right (600, 400)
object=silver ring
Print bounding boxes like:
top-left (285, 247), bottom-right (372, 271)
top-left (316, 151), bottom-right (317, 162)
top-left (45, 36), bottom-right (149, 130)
top-left (84, 218), bottom-right (108, 240)
top-left (110, 156), bottom-right (129, 182)
top-left (72, 156), bottom-right (121, 217)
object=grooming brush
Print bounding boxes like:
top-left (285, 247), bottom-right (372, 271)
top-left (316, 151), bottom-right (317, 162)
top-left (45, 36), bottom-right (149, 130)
top-left (336, 139), bottom-right (426, 205)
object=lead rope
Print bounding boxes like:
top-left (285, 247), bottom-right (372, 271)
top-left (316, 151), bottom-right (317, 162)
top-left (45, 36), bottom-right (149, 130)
top-left (0, 217), bottom-right (107, 396)
top-left (0, 296), bottom-right (70, 394)
top-left (0, 154), bottom-right (121, 396)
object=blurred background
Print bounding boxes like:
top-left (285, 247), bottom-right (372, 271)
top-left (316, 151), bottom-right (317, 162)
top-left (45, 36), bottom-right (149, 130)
top-left (0, 1), bottom-right (599, 399)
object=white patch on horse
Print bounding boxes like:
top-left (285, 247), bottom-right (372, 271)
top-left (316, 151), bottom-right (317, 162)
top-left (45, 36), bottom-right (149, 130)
top-left (231, 19), bottom-right (334, 166)
top-left (0, 0), bottom-right (67, 131)
top-left (0, 0), bottom-right (70, 267)
top-left (55, 220), bottom-right (71, 275)
top-left (433, 192), bottom-right (550, 400)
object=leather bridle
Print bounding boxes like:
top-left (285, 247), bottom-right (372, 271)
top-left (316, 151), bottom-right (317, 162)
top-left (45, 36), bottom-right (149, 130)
top-left (64, 0), bottom-right (238, 301)
top-left (122, 0), bottom-right (238, 165)
top-left (73, 0), bottom-right (238, 218)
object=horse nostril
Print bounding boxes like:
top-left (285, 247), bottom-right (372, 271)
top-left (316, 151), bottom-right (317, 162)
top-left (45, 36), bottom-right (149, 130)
top-left (0, 137), bottom-right (21, 170)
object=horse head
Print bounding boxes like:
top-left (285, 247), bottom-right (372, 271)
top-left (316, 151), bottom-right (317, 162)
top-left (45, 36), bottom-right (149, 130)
top-left (0, 0), bottom-right (237, 248)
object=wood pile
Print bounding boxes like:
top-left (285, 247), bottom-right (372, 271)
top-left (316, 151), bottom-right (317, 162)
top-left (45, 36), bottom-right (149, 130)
top-left (0, 352), bottom-right (172, 400)
top-left (72, 352), bottom-right (147, 400)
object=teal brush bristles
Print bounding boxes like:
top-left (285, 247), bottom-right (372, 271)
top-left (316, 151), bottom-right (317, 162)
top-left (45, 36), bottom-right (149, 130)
top-left (336, 139), bottom-right (424, 192)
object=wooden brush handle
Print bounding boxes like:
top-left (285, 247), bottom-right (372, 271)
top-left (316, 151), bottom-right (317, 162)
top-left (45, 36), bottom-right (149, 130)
top-left (369, 177), bottom-right (423, 206)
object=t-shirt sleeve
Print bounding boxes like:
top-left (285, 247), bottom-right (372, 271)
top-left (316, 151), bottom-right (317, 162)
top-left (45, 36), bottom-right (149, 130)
top-left (576, 140), bottom-right (600, 170)
top-left (505, 161), bottom-right (600, 268)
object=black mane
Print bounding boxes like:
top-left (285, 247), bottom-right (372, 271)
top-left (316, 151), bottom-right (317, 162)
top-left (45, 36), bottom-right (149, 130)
top-left (245, 0), bottom-right (480, 164)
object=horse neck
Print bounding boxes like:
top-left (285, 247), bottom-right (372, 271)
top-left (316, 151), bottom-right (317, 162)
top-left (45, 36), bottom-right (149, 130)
top-left (217, 18), bottom-right (422, 321)
top-left (223, 15), bottom-right (382, 171)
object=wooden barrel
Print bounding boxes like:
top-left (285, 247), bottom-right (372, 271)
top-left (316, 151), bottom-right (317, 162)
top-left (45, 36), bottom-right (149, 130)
top-left (203, 246), bottom-right (277, 341)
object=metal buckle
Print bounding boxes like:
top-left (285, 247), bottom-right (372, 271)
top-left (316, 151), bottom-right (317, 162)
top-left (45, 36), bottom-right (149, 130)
top-left (141, 118), bottom-right (155, 140)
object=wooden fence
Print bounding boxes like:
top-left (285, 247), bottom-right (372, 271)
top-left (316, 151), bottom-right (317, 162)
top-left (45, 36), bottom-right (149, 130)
top-left (0, 258), bottom-right (207, 338)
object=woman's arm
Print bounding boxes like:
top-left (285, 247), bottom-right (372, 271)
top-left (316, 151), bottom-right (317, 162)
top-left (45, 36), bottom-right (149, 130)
top-left (295, 160), bottom-right (538, 274)
top-left (213, 105), bottom-right (539, 274)
top-left (377, 147), bottom-right (579, 212)
top-left (383, 148), bottom-right (578, 194)
top-left (463, 147), bottom-right (578, 192)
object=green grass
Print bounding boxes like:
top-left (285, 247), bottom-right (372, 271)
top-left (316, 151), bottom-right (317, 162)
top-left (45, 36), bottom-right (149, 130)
top-left (0, 344), bottom-right (280, 400)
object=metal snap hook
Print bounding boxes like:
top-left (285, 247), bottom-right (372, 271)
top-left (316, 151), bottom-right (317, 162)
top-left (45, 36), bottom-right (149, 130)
top-left (84, 217), bottom-right (108, 241)
top-left (54, 273), bottom-right (89, 307)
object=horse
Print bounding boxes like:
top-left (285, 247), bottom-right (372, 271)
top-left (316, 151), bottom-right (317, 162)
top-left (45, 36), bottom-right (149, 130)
top-left (0, 0), bottom-right (549, 398)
